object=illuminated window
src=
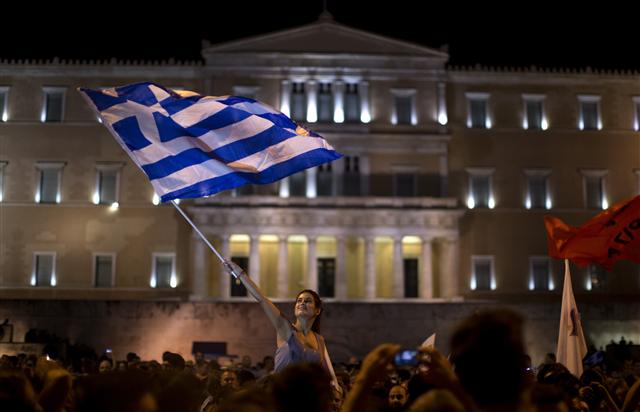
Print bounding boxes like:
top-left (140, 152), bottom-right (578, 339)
top-left (471, 256), bottom-right (494, 291)
top-left (466, 92), bottom-right (490, 129)
top-left (344, 83), bottom-right (360, 123)
top-left (529, 257), bottom-right (552, 291)
top-left (581, 169), bottom-right (608, 209)
top-left (392, 89), bottom-right (416, 125)
top-left (0, 86), bottom-right (9, 122)
top-left (94, 163), bottom-right (123, 205)
top-left (578, 95), bottom-right (601, 130)
top-left (523, 94), bottom-right (546, 130)
top-left (0, 161), bottom-right (6, 202)
top-left (33, 252), bottom-right (56, 287)
top-left (524, 169), bottom-right (551, 209)
top-left (151, 253), bottom-right (176, 288)
top-left (36, 162), bottom-right (65, 204)
top-left (466, 168), bottom-right (495, 209)
top-left (291, 82), bottom-right (306, 121)
top-left (317, 83), bottom-right (333, 122)
top-left (42, 87), bottom-right (66, 123)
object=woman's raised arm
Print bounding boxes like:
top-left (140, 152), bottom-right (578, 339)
top-left (225, 260), bottom-right (292, 341)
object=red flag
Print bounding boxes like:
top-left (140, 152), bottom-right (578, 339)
top-left (544, 195), bottom-right (640, 270)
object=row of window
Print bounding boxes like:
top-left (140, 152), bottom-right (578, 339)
top-left (471, 256), bottom-right (608, 292)
top-left (468, 168), bottom-right (615, 210)
top-left (0, 160), bottom-right (622, 209)
top-left (30, 251), bottom-right (609, 295)
top-left (31, 252), bottom-right (177, 288)
top-left (3, 85), bottom-right (637, 130)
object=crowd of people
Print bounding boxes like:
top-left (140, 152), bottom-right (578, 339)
top-left (2, 307), bottom-right (640, 411)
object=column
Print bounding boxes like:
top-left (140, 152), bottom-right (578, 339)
top-left (191, 235), bottom-right (208, 299)
top-left (306, 79), bottom-right (318, 123)
top-left (420, 237), bottom-right (433, 299)
top-left (307, 236), bottom-right (318, 292)
top-left (439, 237), bottom-right (460, 299)
top-left (359, 81), bottom-right (370, 123)
top-left (335, 236), bottom-right (347, 300)
top-left (220, 235), bottom-right (231, 299)
top-left (333, 80), bottom-right (345, 123)
top-left (280, 80), bottom-right (291, 117)
top-left (249, 235), bottom-right (261, 288)
top-left (365, 236), bottom-right (376, 299)
top-left (393, 236), bottom-right (404, 298)
top-left (277, 235), bottom-right (289, 297)
top-left (306, 168), bottom-right (317, 198)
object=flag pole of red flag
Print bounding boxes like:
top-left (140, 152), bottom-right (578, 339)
top-left (544, 195), bottom-right (640, 270)
top-left (556, 260), bottom-right (587, 377)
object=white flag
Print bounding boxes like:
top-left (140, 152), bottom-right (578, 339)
top-left (556, 259), bottom-right (587, 377)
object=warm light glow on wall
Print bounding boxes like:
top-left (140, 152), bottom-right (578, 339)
top-left (360, 110), bottom-right (371, 123)
top-left (541, 118), bottom-right (548, 130)
top-left (50, 270), bottom-right (57, 287)
top-left (152, 193), bottom-right (161, 205)
top-left (545, 197), bottom-right (552, 210)
top-left (402, 236), bottom-right (421, 245)
top-left (602, 198), bottom-right (609, 210)
top-left (170, 273), bottom-right (178, 288)
top-left (230, 234), bottom-right (250, 242)
top-left (92, 192), bottom-right (100, 205)
top-left (109, 202), bottom-right (119, 211)
top-left (488, 196), bottom-right (496, 209)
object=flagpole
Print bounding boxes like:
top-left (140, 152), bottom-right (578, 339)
top-left (170, 200), bottom-right (241, 278)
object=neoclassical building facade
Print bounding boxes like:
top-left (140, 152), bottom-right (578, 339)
top-left (1, 15), bottom-right (640, 306)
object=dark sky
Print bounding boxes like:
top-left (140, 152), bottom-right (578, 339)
top-left (6, 1), bottom-right (640, 69)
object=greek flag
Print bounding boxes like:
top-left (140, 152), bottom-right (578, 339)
top-left (79, 82), bottom-right (341, 202)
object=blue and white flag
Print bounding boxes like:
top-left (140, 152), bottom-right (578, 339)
top-left (79, 82), bottom-right (341, 202)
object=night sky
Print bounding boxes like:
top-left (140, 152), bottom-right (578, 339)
top-left (6, 1), bottom-right (640, 70)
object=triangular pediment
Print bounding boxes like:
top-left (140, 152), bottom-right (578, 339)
top-left (203, 18), bottom-right (447, 59)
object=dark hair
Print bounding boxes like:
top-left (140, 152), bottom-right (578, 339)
top-left (295, 290), bottom-right (323, 334)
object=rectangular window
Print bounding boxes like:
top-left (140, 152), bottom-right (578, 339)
top-left (291, 82), bottom-right (306, 121)
top-left (466, 93), bottom-right (490, 129)
top-left (317, 258), bottom-right (336, 298)
top-left (472, 256), bottom-right (493, 291)
top-left (587, 264), bottom-right (608, 290)
top-left (317, 83), bottom-right (333, 123)
top-left (289, 171), bottom-right (306, 197)
top-left (394, 173), bottom-right (417, 197)
top-left (343, 156), bottom-right (361, 196)
top-left (36, 162), bottom-right (65, 204)
top-left (316, 163), bottom-right (333, 196)
top-left (230, 256), bottom-right (249, 297)
top-left (525, 170), bottom-right (550, 209)
top-left (94, 254), bottom-right (114, 287)
top-left (634, 97), bottom-right (640, 131)
top-left (578, 95), bottom-right (601, 130)
top-left (344, 83), bottom-right (360, 123)
top-left (523, 95), bottom-right (545, 130)
top-left (582, 171), bottom-right (607, 209)
top-left (42, 88), bottom-right (65, 123)
top-left (0, 161), bottom-right (6, 202)
top-left (0, 87), bottom-right (9, 122)
top-left (232, 86), bottom-right (259, 100)
top-left (530, 258), bottom-right (551, 291)
top-left (152, 254), bottom-right (175, 288)
top-left (97, 169), bottom-right (118, 204)
top-left (404, 258), bottom-right (419, 298)
top-left (34, 253), bottom-right (55, 287)
top-left (467, 168), bottom-right (494, 209)
top-left (398, 96), bottom-right (413, 124)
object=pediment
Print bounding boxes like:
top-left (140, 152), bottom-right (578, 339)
top-left (202, 18), bottom-right (447, 59)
